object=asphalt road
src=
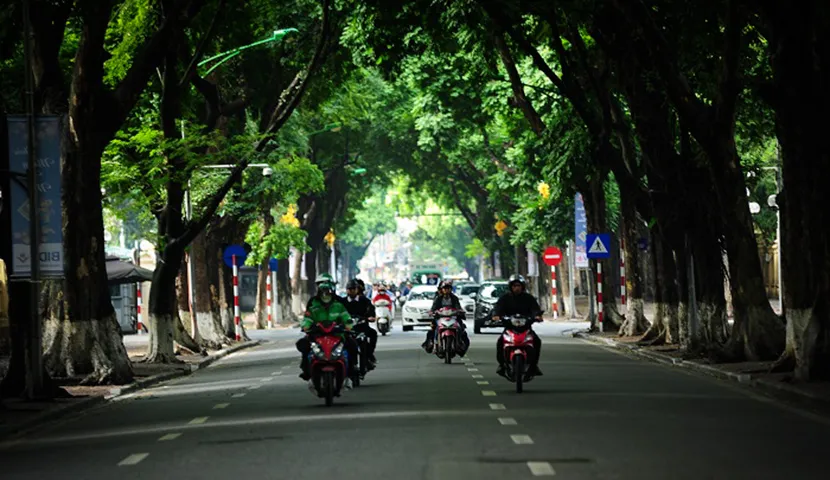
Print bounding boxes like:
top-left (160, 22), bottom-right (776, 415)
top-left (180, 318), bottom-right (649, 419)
top-left (1, 320), bottom-right (829, 479)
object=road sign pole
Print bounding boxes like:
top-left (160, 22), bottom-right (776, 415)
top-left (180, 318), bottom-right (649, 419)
top-left (272, 269), bottom-right (278, 326)
top-left (568, 241), bottom-right (576, 318)
top-left (620, 237), bottom-right (626, 311)
top-left (233, 255), bottom-right (240, 341)
top-left (597, 261), bottom-right (603, 333)
top-left (136, 284), bottom-right (144, 334)
top-left (551, 268), bottom-right (558, 320)
top-left (266, 267), bottom-right (272, 329)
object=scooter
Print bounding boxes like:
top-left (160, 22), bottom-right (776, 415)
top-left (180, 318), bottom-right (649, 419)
top-left (433, 307), bottom-right (464, 364)
top-left (307, 322), bottom-right (350, 406)
top-left (501, 314), bottom-right (541, 393)
top-left (351, 317), bottom-right (372, 386)
top-left (374, 298), bottom-right (393, 336)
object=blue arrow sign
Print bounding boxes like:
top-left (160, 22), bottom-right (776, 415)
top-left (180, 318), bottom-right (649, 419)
top-left (268, 257), bottom-right (278, 271)
top-left (223, 244), bottom-right (247, 268)
top-left (586, 233), bottom-right (611, 259)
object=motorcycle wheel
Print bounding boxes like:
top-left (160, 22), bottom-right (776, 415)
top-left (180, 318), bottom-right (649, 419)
top-left (444, 337), bottom-right (454, 364)
top-left (323, 371), bottom-right (335, 406)
top-left (513, 355), bottom-right (524, 393)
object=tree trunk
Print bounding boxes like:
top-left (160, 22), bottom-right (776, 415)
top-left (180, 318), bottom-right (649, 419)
top-left (640, 229), bottom-right (679, 345)
top-left (762, 4), bottom-right (830, 380)
top-left (618, 198), bottom-right (649, 337)
top-left (277, 258), bottom-right (296, 324)
top-left (42, 138), bottom-right (133, 384)
top-left (305, 244), bottom-right (320, 299)
top-left (191, 229), bottom-right (232, 349)
top-left (253, 265), bottom-right (268, 329)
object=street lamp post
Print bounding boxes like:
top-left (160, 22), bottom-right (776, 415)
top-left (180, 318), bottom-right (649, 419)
top-left (198, 28), bottom-right (298, 75)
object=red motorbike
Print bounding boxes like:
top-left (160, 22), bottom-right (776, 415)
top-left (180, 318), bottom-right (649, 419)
top-left (501, 314), bottom-right (541, 393)
top-left (307, 322), bottom-right (350, 406)
top-left (433, 307), bottom-right (464, 364)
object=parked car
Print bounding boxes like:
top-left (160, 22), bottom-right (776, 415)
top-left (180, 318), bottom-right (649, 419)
top-left (401, 285), bottom-right (437, 331)
top-left (474, 280), bottom-right (509, 333)
top-left (456, 283), bottom-right (479, 316)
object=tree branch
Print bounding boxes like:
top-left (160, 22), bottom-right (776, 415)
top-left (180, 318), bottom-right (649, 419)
top-left (174, 0), bottom-right (332, 249)
top-left (715, 0), bottom-right (742, 127)
top-left (179, 0), bottom-right (227, 86)
top-left (493, 33), bottom-right (546, 135)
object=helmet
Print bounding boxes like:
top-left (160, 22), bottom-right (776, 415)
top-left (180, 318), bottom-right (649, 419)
top-left (356, 279), bottom-right (365, 290)
top-left (317, 281), bottom-right (335, 294)
top-left (315, 273), bottom-right (334, 285)
top-left (346, 279), bottom-right (360, 290)
top-left (438, 280), bottom-right (453, 290)
top-left (508, 274), bottom-right (526, 288)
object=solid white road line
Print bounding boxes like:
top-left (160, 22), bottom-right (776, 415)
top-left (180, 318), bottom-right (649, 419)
top-left (188, 417), bottom-right (209, 425)
top-left (213, 403), bottom-right (230, 410)
top-left (511, 434), bottom-right (534, 444)
top-left (489, 403), bottom-right (506, 410)
top-left (477, 381), bottom-right (490, 385)
top-left (231, 393), bottom-right (246, 398)
top-left (482, 390), bottom-right (497, 396)
top-left (498, 417), bottom-right (517, 425)
top-left (158, 433), bottom-right (181, 441)
top-left (527, 461), bottom-right (556, 476)
top-left (118, 453), bottom-right (149, 466)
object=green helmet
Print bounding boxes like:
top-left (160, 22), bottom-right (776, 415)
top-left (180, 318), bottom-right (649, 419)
top-left (315, 273), bottom-right (334, 285)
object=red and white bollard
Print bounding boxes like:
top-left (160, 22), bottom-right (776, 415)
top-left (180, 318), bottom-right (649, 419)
top-left (620, 238), bottom-right (626, 311)
top-left (551, 267), bottom-right (558, 320)
top-left (233, 254), bottom-right (241, 341)
top-left (266, 267), bottom-right (273, 329)
top-left (136, 283), bottom-right (144, 334)
top-left (597, 262), bottom-right (604, 332)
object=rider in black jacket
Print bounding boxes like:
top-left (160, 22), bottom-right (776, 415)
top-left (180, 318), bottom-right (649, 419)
top-left (343, 278), bottom-right (378, 366)
top-left (422, 280), bottom-right (470, 355)
top-left (492, 275), bottom-right (543, 377)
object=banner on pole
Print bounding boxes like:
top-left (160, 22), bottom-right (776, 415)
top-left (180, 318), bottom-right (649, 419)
top-left (574, 193), bottom-right (588, 268)
top-left (7, 116), bottom-right (64, 278)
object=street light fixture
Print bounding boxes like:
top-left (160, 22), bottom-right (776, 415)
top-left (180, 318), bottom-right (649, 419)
top-left (198, 28), bottom-right (299, 75)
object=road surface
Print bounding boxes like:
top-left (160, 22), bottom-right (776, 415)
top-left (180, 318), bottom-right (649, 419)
top-left (1, 321), bottom-right (828, 479)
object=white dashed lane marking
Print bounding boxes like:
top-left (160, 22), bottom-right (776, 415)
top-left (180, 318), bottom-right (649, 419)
top-left (188, 417), bottom-right (209, 425)
top-left (527, 461), bottom-right (556, 476)
top-left (472, 374), bottom-right (484, 379)
top-left (481, 390), bottom-right (497, 396)
top-left (489, 403), bottom-right (506, 410)
top-left (511, 434), bottom-right (534, 445)
top-left (498, 417), bottom-right (517, 425)
top-left (213, 403), bottom-right (230, 410)
top-left (476, 381), bottom-right (490, 385)
top-left (118, 453), bottom-right (149, 466)
top-left (231, 393), bottom-right (246, 398)
top-left (158, 433), bottom-right (181, 441)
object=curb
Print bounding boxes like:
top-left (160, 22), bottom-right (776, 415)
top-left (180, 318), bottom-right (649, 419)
top-left (574, 332), bottom-right (829, 409)
top-left (0, 340), bottom-right (260, 439)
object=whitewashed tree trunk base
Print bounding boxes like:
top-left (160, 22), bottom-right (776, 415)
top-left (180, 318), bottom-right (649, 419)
top-left (144, 313), bottom-right (180, 363)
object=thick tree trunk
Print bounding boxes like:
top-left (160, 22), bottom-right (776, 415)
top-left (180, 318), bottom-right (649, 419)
top-left (192, 228), bottom-right (232, 347)
top-left (254, 265), bottom-right (268, 329)
top-left (762, 4), bottom-right (830, 380)
top-left (277, 258), bottom-right (296, 324)
top-left (42, 138), bottom-right (133, 384)
top-left (618, 198), bottom-right (649, 337)
top-left (305, 244), bottom-right (320, 299)
top-left (640, 230), bottom-right (679, 345)
top-left (146, 245), bottom-right (200, 362)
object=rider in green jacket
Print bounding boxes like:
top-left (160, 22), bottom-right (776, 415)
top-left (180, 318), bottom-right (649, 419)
top-left (296, 280), bottom-right (359, 380)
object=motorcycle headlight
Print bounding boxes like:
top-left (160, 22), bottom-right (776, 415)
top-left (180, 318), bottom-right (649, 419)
top-left (510, 317), bottom-right (527, 327)
top-left (332, 344), bottom-right (344, 357)
top-left (439, 318), bottom-right (455, 327)
top-left (311, 342), bottom-right (326, 359)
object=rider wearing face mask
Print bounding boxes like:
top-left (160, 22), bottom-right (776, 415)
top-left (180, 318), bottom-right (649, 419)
top-left (421, 280), bottom-right (470, 355)
top-left (344, 278), bottom-right (378, 366)
top-left (296, 278), bottom-right (359, 382)
top-left (491, 274), bottom-right (543, 377)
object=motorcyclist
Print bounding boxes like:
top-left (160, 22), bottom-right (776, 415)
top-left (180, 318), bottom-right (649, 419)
top-left (422, 280), bottom-right (470, 355)
top-left (305, 273), bottom-right (345, 310)
top-left (296, 279), bottom-right (359, 382)
top-left (344, 278), bottom-right (378, 367)
top-left (492, 274), bottom-right (543, 378)
top-left (372, 281), bottom-right (395, 318)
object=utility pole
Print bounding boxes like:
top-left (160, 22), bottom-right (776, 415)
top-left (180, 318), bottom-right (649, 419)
top-left (22, 0), bottom-right (45, 398)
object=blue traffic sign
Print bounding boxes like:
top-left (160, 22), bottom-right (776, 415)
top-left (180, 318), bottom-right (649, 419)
top-left (637, 237), bottom-right (648, 251)
top-left (586, 233), bottom-right (611, 259)
top-left (223, 244), bottom-right (247, 267)
top-left (268, 257), bottom-right (279, 271)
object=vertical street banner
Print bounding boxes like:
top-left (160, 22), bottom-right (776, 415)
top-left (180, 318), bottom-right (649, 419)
top-left (7, 115), bottom-right (64, 277)
top-left (574, 193), bottom-right (588, 268)
top-left (526, 245), bottom-right (538, 277)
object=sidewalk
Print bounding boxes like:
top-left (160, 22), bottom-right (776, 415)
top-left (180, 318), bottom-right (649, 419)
top-left (0, 339), bottom-right (259, 439)
top-left (575, 331), bottom-right (830, 411)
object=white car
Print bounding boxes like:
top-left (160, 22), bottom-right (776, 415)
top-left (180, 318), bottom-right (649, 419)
top-left (456, 284), bottom-right (479, 316)
top-left (401, 285), bottom-right (437, 332)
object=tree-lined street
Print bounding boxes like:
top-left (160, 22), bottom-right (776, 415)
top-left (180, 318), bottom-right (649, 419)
top-left (2, 324), bottom-right (828, 479)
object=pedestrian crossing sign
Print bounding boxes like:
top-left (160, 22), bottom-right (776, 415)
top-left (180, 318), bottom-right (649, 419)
top-left (586, 234), bottom-right (611, 259)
